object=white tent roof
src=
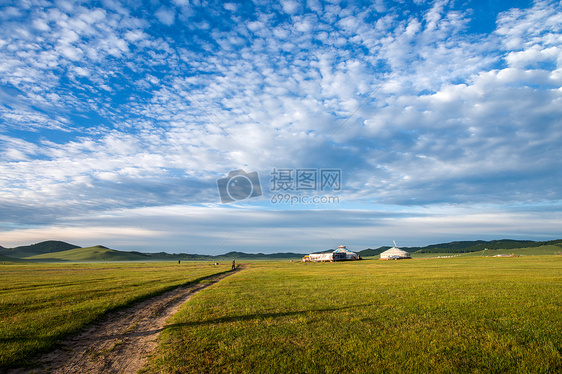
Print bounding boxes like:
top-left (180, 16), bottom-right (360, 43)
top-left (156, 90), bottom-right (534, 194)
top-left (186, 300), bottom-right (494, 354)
top-left (380, 246), bottom-right (411, 258)
top-left (333, 245), bottom-right (356, 254)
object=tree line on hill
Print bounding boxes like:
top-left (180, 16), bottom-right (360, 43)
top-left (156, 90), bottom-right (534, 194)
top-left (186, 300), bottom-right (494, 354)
top-left (412, 239), bottom-right (562, 254)
top-left (355, 239), bottom-right (562, 256)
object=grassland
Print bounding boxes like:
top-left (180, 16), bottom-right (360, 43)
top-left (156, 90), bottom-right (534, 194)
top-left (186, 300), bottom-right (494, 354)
top-left (146, 256), bottom-right (562, 373)
top-left (0, 261), bottom-right (226, 368)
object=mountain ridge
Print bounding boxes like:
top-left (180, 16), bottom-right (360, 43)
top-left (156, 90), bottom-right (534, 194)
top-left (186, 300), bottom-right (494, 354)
top-left (1, 240), bottom-right (80, 258)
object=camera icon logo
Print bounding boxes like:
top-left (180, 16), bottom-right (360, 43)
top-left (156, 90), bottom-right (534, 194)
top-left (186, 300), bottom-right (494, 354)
top-left (217, 169), bottom-right (262, 204)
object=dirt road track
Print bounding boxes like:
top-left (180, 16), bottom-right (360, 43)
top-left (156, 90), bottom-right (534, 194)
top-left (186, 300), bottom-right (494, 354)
top-left (9, 268), bottom-right (240, 374)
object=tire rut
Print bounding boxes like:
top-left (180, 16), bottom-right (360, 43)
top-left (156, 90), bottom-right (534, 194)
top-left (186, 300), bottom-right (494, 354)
top-left (9, 268), bottom-right (241, 374)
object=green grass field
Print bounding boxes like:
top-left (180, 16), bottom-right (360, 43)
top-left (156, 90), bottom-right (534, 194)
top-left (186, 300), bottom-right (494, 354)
top-left (145, 256), bottom-right (562, 373)
top-left (0, 261), bottom-right (226, 368)
top-left (2, 256), bottom-right (561, 372)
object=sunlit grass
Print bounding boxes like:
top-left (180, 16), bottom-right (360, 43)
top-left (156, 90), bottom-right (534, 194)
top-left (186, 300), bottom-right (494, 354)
top-left (146, 257), bottom-right (562, 373)
top-left (0, 261), bottom-right (225, 368)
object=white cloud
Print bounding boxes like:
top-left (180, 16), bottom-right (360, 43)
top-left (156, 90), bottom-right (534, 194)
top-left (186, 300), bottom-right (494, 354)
top-left (32, 18), bottom-right (50, 31)
top-left (224, 3), bottom-right (237, 12)
top-left (155, 7), bottom-right (175, 26)
top-left (506, 45), bottom-right (560, 68)
top-left (58, 45), bottom-right (83, 60)
top-left (1, 0), bottom-right (561, 251)
top-left (281, 0), bottom-right (300, 15)
top-left (0, 225), bottom-right (162, 249)
top-left (2, 204), bottom-right (560, 253)
top-left (405, 18), bottom-right (421, 37)
top-left (423, 0), bottom-right (446, 31)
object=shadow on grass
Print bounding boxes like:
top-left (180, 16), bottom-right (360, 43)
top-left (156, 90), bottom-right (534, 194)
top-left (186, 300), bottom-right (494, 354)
top-left (23, 304), bottom-right (373, 343)
top-left (164, 303), bottom-right (373, 330)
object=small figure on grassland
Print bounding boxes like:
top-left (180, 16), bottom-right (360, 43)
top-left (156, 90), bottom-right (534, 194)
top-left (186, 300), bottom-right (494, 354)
top-left (232, 260), bottom-right (236, 270)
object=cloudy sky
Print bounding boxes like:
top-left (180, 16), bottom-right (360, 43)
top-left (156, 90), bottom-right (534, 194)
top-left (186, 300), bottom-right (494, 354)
top-left (1, 0), bottom-right (561, 254)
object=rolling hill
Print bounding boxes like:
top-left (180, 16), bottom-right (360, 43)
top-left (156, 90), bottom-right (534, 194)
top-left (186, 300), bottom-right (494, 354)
top-left (23, 246), bottom-right (305, 262)
top-left (462, 244), bottom-right (562, 257)
top-left (1, 240), bottom-right (80, 258)
top-left (0, 253), bottom-right (27, 263)
top-left (357, 247), bottom-right (391, 257)
top-left (413, 239), bottom-right (562, 254)
top-left (3, 238), bottom-right (561, 262)
top-left (357, 239), bottom-right (562, 257)
top-left (26, 245), bottom-right (152, 262)
top-left (214, 251), bottom-right (304, 260)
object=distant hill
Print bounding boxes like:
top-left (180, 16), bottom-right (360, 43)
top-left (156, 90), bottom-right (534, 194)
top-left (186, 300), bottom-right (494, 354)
top-left (22, 245), bottom-right (305, 262)
top-left (215, 251), bottom-right (304, 260)
top-left (413, 239), bottom-right (562, 254)
top-left (26, 245), bottom-right (153, 262)
top-left (356, 239), bottom-right (562, 257)
top-left (141, 251), bottom-right (216, 261)
top-left (1, 240), bottom-right (80, 258)
top-left (4, 238), bottom-right (561, 262)
top-left (0, 253), bottom-right (27, 263)
top-left (358, 247), bottom-right (391, 257)
top-left (462, 244), bottom-right (562, 257)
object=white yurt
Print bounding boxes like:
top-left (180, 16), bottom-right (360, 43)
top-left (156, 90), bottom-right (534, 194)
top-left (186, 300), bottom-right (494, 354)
top-left (380, 243), bottom-right (411, 260)
top-left (307, 252), bottom-right (334, 262)
top-left (305, 245), bottom-right (359, 262)
top-left (333, 245), bottom-right (359, 261)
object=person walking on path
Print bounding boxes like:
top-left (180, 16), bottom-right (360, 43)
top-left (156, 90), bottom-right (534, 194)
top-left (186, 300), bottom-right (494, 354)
top-left (232, 259), bottom-right (236, 270)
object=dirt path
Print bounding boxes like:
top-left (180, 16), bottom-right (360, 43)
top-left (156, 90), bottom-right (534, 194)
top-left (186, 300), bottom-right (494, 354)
top-left (10, 268), bottom-right (241, 374)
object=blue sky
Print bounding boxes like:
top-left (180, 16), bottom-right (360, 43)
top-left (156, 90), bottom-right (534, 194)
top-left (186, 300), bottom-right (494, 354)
top-left (1, 0), bottom-right (561, 254)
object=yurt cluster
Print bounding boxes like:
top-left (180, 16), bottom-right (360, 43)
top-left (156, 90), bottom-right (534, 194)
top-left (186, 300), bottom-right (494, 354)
top-left (303, 243), bottom-right (411, 262)
top-left (302, 245), bottom-right (359, 262)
